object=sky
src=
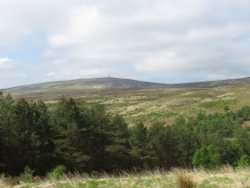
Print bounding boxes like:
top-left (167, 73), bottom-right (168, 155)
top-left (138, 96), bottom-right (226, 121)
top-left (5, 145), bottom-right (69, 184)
top-left (1, 0), bottom-right (250, 89)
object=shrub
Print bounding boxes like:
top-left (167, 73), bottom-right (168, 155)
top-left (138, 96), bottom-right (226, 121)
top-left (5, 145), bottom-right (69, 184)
top-left (175, 171), bottom-right (196, 188)
top-left (47, 165), bottom-right (66, 180)
top-left (192, 145), bottom-right (221, 169)
top-left (0, 173), bottom-right (5, 178)
top-left (20, 166), bottom-right (34, 183)
top-left (236, 155), bottom-right (249, 168)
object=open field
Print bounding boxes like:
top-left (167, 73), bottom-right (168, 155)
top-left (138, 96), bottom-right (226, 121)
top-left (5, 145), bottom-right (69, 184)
top-left (1, 168), bottom-right (250, 188)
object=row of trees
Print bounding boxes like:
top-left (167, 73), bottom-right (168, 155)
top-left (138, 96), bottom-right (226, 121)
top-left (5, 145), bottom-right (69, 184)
top-left (0, 93), bottom-right (250, 176)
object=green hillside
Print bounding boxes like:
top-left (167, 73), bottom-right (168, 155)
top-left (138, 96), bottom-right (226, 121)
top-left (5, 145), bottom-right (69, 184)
top-left (3, 77), bottom-right (250, 125)
top-left (65, 85), bottom-right (250, 125)
top-left (3, 76), bottom-right (250, 99)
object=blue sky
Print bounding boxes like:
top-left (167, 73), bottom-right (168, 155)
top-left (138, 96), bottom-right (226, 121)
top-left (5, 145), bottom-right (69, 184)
top-left (1, 0), bottom-right (250, 89)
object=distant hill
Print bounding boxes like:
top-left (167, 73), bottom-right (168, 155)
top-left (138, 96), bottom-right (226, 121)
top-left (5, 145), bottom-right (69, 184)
top-left (2, 76), bottom-right (250, 99)
top-left (1, 77), bottom-right (169, 98)
top-left (175, 77), bottom-right (250, 88)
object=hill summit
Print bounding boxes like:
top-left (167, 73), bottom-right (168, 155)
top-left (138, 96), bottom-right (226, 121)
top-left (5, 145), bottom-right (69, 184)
top-left (2, 77), bottom-right (168, 98)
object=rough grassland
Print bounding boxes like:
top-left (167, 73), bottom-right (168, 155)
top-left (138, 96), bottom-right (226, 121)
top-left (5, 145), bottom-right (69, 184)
top-left (10, 84), bottom-right (250, 126)
top-left (67, 86), bottom-right (250, 125)
top-left (0, 168), bottom-right (249, 188)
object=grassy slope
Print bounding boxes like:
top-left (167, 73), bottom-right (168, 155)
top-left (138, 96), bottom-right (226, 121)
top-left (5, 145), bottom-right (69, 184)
top-left (1, 168), bottom-right (250, 188)
top-left (69, 85), bottom-right (250, 126)
top-left (4, 77), bottom-right (250, 125)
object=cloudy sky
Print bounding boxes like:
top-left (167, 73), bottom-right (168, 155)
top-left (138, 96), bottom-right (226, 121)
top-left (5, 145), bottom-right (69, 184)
top-left (1, 0), bottom-right (250, 88)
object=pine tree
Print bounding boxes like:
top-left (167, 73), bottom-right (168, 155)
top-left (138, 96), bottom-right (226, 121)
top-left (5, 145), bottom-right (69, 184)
top-left (129, 123), bottom-right (153, 169)
top-left (104, 114), bottom-right (131, 171)
top-left (52, 97), bottom-right (90, 172)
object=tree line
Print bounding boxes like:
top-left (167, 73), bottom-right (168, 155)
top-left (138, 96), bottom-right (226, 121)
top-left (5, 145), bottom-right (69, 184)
top-left (0, 93), bottom-right (249, 176)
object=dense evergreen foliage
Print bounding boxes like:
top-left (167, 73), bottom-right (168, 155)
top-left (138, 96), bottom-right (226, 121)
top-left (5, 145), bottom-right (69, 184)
top-left (0, 93), bottom-right (250, 176)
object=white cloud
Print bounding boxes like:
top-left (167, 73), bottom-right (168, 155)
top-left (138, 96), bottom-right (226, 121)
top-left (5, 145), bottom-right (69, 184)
top-left (0, 0), bottom-right (80, 47)
top-left (0, 58), bottom-right (14, 70)
top-left (49, 5), bottom-right (102, 47)
top-left (135, 52), bottom-right (188, 73)
top-left (1, 0), bottom-right (250, 88)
